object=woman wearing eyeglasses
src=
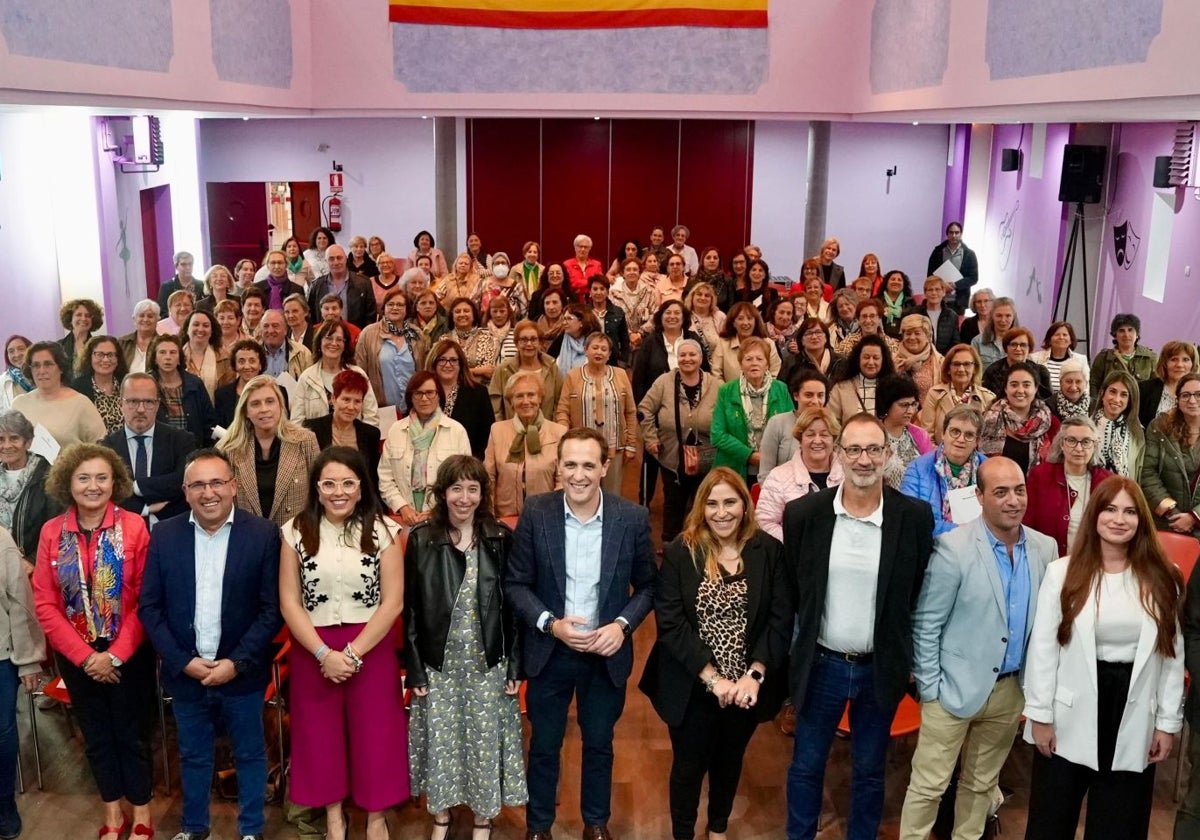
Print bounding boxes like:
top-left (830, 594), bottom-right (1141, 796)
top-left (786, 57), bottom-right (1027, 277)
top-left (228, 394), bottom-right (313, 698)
top-left (355, 287), bottom-right (427, 413)
top-left (1141, 372), bottom-right (1200, 538)
top-left (484, 372), bottom-right (567, 518)
top-left (1024, 418), bottom-right (1114, 556)
top-left (427, 338), bottom-right (495, 461)
top-left (919, 343), bottom-right (995, 444)
top-left (291, 319), bottom-right (380, 427)
top-left (489, 321), bottom-right (563, 423)
top-left (72, 335), bottom-right (131, 435)
top-left (875, 375), bottom-right (934, 490)
top-left (280, 447), bottom-right (407, 840)
top-left (900, 405), bottom-right (987, 536)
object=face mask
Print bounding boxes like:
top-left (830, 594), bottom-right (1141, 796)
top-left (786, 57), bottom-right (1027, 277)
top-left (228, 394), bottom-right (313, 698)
top-left (493, 264), bottom-right (510, 279)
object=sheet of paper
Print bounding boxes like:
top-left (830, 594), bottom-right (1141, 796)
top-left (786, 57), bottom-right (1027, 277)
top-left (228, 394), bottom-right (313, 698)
top-left (275, 371), bottom-right (301, 413)
top-left (947, 485), bottom-right (982, 525)
top-left (29, 424), bottom-right (60, 465)
top-left (377, 404), bottom-right (399, 438)
top-left (933, 259), bottom-right (964, 284)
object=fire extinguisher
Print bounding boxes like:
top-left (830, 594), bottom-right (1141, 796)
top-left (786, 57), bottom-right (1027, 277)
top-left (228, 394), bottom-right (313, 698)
top-left (325, 195), bottom-right (343, 232)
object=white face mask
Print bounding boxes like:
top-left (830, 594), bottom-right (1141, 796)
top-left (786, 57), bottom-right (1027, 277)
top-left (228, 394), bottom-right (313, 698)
top-left (493, 264), bottom-right (510, 279)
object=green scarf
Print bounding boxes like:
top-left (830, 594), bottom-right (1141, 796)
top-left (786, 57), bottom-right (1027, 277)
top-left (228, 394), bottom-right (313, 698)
top-left (408, 409), bottom-right (442, 511)
top-left (508, 412), bottom-right (545, 463)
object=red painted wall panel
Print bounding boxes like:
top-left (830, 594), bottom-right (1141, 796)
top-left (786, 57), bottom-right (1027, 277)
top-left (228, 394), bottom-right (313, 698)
top-left (541, 119), bottom-right (611, 269)
top-left (678, 120), bottom-right (754, 271)
top-left (609, 119), bottom-right (680, 257)
top-left (466, 118), bottom-right (541, 261)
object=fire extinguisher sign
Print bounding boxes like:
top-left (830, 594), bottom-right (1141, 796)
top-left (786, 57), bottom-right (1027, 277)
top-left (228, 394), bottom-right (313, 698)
top-left (329, 172), bottom-right (344, 194)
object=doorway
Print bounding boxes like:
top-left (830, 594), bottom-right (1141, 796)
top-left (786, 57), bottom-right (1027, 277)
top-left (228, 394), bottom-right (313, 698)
top-left (139, 185), bottom-right (174, 302)
top-left (205, 180), bottom-right (320, 270)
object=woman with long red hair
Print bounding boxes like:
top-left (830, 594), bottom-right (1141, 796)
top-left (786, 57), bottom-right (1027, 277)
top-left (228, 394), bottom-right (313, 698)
top-left (1022, 476), bottom-right (1184, 840)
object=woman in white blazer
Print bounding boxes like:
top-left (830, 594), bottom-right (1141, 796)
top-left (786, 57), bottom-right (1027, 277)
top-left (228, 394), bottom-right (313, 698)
top-left (289, 320), bottom-right (380, 427)
top-left (377, 370), bottom-right (471, 526)
top-left (1022, 475), bottom-right (1185, 840)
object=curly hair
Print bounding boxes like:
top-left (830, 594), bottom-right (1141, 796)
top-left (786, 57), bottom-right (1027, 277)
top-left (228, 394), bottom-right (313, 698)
top-left (45, 442), bottom-right (133, 508)
top-left (75, 334), bottom-right (129, 382)
top-left (59, 298), bottom-right (104, 332)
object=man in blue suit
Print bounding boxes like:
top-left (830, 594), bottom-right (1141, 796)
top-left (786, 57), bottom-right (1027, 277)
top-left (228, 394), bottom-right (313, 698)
top-left (506, 428), bottom-right (656, 840)
top-left (898, 457), bottom-right (1057, 840)
top-left (138, 449), bottom-right (282, 840)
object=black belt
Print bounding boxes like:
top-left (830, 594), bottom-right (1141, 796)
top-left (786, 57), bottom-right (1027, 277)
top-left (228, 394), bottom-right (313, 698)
top-left (817, 644), bottom-right (873, 664)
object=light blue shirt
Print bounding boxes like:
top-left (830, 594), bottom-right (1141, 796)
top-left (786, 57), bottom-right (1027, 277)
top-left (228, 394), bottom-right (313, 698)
top-left (190, 508), bottom-right (235, 661)
top-left (264, 342), bottom-right (288, 377)
top-left (563, 494), bottom-right (604, 631)
top-left (984, 524), bottom-right (1032, 675)
top-left (379, 339), bottom-right (415, 412)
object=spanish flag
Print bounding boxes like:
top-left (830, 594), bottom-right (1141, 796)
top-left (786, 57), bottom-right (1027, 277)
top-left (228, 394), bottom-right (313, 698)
top-left (387, 0), bottom-right (768, 30)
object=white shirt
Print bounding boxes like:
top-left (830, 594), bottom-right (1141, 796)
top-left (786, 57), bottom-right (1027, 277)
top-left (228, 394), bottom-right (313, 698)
top-left (191, 508), bottom-right (235, 660)
top-left (819, 484), bottom-right (883, 654)
top-left (1095, 568), bottom-right (1141, 663)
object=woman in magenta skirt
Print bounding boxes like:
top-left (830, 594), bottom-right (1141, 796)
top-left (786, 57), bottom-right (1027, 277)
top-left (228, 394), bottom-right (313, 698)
top-left (279, 446), bottom-right (407, 840)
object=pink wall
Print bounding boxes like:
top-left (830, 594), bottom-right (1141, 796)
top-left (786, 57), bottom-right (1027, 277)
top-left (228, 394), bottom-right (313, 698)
top-left (1093, 122), bottom-right (1200, 350)
top-left (941, 123), bottom-right (971, 230)
top-left (979, 124), bottom-right (1072, 340)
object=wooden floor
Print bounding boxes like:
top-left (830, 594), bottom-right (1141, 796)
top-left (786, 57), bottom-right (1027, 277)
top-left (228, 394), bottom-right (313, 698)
top-left (15, 463), bottom-right (1191, 839)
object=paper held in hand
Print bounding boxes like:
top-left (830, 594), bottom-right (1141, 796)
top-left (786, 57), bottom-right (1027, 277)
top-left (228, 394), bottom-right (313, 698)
top-left (933, 260), bottom-right (963, 285)
top-left (947, 484), bottom-right (982, 525)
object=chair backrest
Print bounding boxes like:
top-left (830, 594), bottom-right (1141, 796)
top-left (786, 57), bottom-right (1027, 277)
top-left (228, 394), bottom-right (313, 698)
top-left (1158, 530), bottom-right (1200, 583)
top-left (750, 483), bottom-right (761, 506)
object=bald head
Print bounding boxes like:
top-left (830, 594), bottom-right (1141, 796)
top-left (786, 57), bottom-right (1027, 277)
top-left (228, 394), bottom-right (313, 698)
top-left (976, 456), bottom-right (1027, 540)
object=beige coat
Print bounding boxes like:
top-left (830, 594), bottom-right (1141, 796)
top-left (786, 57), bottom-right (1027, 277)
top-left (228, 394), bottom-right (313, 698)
top-left (637, 370), bottom-right (719, 474)
top-left (555, 366), bottom-right (638, 453)
top-left (229, 432), bottom-right (320, 526)
top-left (484, 418), bottom-right (568, 517)
top-left (489, 355), bottom-right (563, 420)
top-left (919, 383), bottom-right (996, 443)
top-left (354, 322), bottom-right (429, 409)
top-left (710, 336), bottom-right (782, 383)
top-left (378, 413), bottom-right (471, 513)
top-left (290, 362), bottom-right (380, 426)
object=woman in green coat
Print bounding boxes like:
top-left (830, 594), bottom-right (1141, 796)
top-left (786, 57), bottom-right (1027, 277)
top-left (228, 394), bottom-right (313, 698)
top-left (711, 336), bottom-right (794, 484)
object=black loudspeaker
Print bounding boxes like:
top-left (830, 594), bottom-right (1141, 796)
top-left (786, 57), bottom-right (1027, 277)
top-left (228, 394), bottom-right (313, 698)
top-left (1000, 148), bottom-right (1021, 171)
top-left (1058, 144), bottom-right (1107, 204)
top-left (1154, 155), bottom-right (1173, 188)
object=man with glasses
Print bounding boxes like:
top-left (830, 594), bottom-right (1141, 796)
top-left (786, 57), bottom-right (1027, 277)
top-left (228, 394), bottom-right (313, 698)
top-left (899, 457), bottom-right (1056, 840)
top-left (926, 222), bottom-right (979, 313)
top-left (782, 413), bottom-right (934, 840)
top-left (102, 372), bottom-right (196, 529)
top-left (139, 448), bottom-right (282, 840)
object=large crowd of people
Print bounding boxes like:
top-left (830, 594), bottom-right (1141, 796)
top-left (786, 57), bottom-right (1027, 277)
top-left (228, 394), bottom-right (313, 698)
top-left (0, 220), bottom-right (1193, 840)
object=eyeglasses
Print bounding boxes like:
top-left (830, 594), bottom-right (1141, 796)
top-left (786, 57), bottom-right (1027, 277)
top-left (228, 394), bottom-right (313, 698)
top-left (435, 357), bottom-right (460, 366)
top-left (412, 389), bottom-right (440, 400)
top-left (122, 398), bottom-right (159, 408)
top-left (517, 336), bottom-right (540, 344)
top-left (92, 351), bottom-right (118, 360)
top-left (803, 329), bottom-right (826, 338)
top-left (185, 478), bottom-right (233, 493)
top-left (839, 444), bottom-right (886, 459)
top-left (29, 361), bottom-right (58, 370)
top-left (1007, 342), bottom-right (1030, 350)
top-left (945, 427), bottom-right (978, 442)
top-left (894, 400), bottom-right (920, 411)
top-left (950, 361), bottom-right (975, 368)
top-left (317, 478), bottom-right (361, 495)
top-left (1180, 392), bottom-right (1200, 402)
top-left (322, 336), bottom-right (345, 345)
top-left (1062, 437), bottom-right (1095, 449)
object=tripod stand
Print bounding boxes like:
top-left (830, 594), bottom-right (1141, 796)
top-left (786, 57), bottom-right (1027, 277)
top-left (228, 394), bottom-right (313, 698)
top-left (1053, 201), bottom-right (1091, 352)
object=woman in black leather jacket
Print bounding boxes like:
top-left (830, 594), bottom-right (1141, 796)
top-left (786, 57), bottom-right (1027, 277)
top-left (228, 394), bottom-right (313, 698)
top-left (403, 455), bottom-right (527, 840)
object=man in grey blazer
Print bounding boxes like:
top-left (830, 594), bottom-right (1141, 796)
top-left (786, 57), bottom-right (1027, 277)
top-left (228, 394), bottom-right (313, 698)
top-left (898, 456), bottom-right (1059, 840)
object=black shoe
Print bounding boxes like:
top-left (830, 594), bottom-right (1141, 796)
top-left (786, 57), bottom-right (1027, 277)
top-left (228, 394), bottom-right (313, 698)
top-left (0, 811), bottom-right (19, 840)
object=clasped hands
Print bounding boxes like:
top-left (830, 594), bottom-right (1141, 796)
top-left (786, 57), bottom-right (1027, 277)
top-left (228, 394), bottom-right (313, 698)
top-left (710, 673), bottom-right (760, 710)
top-left (183, 657), bottom-right (237, 686)
top-left (552, 615), bottom-right (625, 657)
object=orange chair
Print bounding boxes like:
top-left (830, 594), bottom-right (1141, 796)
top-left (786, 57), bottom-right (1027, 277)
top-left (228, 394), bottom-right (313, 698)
top-left (836, 693), bottom-right (922, 739)
top-left (26, 675), bottom-right (74, 790)
top-left (1159, 530), bottom-right (1199, 582)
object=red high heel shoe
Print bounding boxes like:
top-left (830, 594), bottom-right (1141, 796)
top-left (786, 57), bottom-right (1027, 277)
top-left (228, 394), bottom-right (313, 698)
top-left (98, 815), bottom-right (130, 840)
top-left (131, 822), bottom-right (155, 838)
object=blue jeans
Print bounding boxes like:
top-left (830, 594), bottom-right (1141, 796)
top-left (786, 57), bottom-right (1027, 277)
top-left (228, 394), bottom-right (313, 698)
top-left (0, 660), bottom-right (17, 819)
top-left (786, 652), bottom-right (896, 840)
top-left (172, 688), bottom-right (268, 836)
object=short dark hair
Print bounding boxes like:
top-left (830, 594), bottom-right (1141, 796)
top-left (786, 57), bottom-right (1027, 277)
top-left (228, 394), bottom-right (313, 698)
top-left (874, 374), bottom-right (920, 420)
top-left (588, 274), bottom-right (610, 291)
top-left (788, 368), bottom-right (828, 401)
top-left (314, 319), bottom-right (354, 366)
top-left (22, 341), bottom-right (70, 383)
top-left (1109, 313), bottom-right (1141, 343)
top-left (181, 310), bottom-right (223, 350)
top-left (946, 221), bottom-right (963, 234)
top-left (405, 370), bottom-right (444, 413)
top-left (1004, 360), bottom-right (1041, 388)
top-left (229, 339), bottom-right (267, 373)
top-left (1041, 320), bottom-right (1077, 350)
top-left (240, 286), bottom-right (267, 307)
top-left (413, 229), bottom-right (435, 249)
top-left (557, 427), bottom-right (609, 464)
top-left (309, 226), bottom-right (337, 248)
top-left (447, 297), bottom-right (481, 327)
top-left (184, 447), bottom-right (234, 474)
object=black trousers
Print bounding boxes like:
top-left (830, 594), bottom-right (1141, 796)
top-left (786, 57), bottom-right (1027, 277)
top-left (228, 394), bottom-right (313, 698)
top-left (667, 684), bottom-right (759, 840)
top-left (1025, 660), bottom-right (1155, 840)
top-left (660, 467), bottom-right (702, 545)
top-left (55, 644), bottom-right (156, 805)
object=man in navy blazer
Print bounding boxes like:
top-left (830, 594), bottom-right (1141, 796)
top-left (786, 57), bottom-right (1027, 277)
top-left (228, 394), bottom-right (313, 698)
top-left (782, 413), bottom-right (935, 840)
top-left (103, 373), bottom-right (196, 527)
top-left (898, 457), bottom-right (1056, 840)
top-left (506, 428), bottom-right (656, 840)
top-left (138, 449), bottom-right (282, 840)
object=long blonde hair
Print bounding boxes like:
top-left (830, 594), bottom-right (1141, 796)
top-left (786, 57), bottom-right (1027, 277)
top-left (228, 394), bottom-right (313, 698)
top-left (680, 467), bottom-right (758, 582)
top-left (217, 375), bottom-right (311, 454)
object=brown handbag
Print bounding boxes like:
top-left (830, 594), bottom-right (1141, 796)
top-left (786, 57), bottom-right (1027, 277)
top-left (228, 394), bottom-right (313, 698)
top-left (675, 372), bottom-right (715, 476)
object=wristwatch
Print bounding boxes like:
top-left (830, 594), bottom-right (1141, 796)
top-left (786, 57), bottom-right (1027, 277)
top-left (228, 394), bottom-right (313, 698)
top-left (746, 667), bottom-right (764, 684)
top-left (541, 614), bottom-right (559, 635)
top-left (614, 617), bottom-right (632, 637)
top-left (108, 654), bottom-right (123, 668)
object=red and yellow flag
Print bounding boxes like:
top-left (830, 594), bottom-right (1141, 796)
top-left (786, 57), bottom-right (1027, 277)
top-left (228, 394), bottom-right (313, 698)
top-left (387, 0), bottom-right (768, 29)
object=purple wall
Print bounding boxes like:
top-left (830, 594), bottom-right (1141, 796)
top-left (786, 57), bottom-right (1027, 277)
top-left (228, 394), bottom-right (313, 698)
top-left (1093, 122), bottom-right (1200, 350)
top-left (980, 123), bottom-right (1071, 340)
top-left (941, 123), bottom-right (970, 230)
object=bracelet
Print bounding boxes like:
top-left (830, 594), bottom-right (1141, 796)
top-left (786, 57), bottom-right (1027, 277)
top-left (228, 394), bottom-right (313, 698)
top-left (314, 644), bottom-right (329, 662)
top-left (343, 643), bottom-right (364, 673)
top-left (703, 673), bottom-right (719, 693)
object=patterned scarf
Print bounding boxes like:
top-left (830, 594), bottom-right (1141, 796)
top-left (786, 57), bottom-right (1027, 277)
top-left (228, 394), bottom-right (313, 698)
top-left (933, 446), bottom-right (978, 522)
top-left (1053, 390), bottom-right (1091, 422)
top-left (408, 409), bottom-right (442, 512)
top-left (6, 366), bottom-right (32, 393)
top-left (55, 509), bottom-right (126, 644)
top-left (979, 400), bottom-right (1054, 457)
top-left (740, 372), bottom-right (774, 449)
top-left (1094, 412), bottom-right (1130, 476)
top-left (507, 412), bottom-right (545, 463)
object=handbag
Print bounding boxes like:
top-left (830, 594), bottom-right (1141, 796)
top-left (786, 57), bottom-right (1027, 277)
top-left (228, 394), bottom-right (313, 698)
top-left (674, 372), bottom-right (715, 476)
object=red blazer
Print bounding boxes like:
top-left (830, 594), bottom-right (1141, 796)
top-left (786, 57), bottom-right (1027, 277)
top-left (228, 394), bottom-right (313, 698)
top-left (33, 504), bottom-right (149, 666)
top-left (564, 258), bottom-right (603, 298)
top-left (1022, 461), bottom-right (1113, 556)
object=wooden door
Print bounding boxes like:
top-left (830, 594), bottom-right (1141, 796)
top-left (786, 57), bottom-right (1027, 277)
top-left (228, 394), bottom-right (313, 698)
top-left (289, 181), bottom-right (322, 246)
top-left (206, 182), bottom-right (270, 270)
top-left (139, 184), bottom-right (174, 301)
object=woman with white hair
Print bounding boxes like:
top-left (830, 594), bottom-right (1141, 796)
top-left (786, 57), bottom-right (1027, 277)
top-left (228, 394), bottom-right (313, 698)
top-left (118, 299), bottom-right (161, 373)
top-left (1050, 357), bottom-right (1092, 422)
top-left (1024, 417), bottom-right (1113, 556)
top-left (484, 371), bottom-right (569, 518)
